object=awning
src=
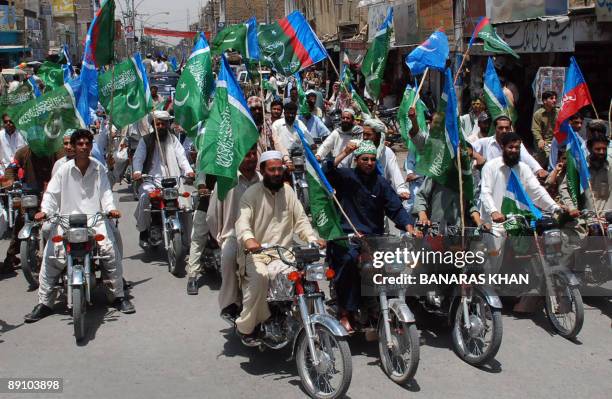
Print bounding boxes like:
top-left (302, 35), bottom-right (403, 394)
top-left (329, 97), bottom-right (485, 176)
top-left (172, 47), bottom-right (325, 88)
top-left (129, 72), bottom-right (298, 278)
top-left (0, 46), bottom-right (31, 54)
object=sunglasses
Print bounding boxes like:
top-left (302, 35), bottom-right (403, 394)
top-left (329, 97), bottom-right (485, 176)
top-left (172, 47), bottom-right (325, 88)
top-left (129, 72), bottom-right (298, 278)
top-left (3, 119), bottom-right (13, 125)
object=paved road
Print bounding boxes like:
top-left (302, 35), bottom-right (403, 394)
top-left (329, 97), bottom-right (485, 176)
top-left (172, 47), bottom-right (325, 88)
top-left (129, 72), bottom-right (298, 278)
top-left (0, 183), bottom-right (611, 399)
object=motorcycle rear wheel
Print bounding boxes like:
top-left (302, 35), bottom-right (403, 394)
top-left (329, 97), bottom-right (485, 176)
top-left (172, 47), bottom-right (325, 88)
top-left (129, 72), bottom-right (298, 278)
top-left (20, 239), bottom-right (39, 289)
top-left (296, 325), bottom-right (352, 399)
top-left (73, 286), bottom-right (86, 342)
top-left (451, 293), bottom-right (503, 366)
top-left (545, 273), bottom-right (584, 339)
top-left (378, 315), bottom-right (420, 385)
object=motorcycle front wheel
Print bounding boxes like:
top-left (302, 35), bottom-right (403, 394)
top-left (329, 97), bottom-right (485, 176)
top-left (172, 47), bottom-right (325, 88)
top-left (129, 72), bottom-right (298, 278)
top-left (20, 238), bottom-right (40, 289)
top-left (296, 325), bottom-right (352, 399)
top-left (451, 292), bottom-right (503, 366)
top-left (545, 273), bottom-right (584, 339)
top-left (378, 315), bottom-right (420, 385)
top-left (167, 231), bottom-right (185, 276)
top-left (73, 285), bottom-right (86, 342)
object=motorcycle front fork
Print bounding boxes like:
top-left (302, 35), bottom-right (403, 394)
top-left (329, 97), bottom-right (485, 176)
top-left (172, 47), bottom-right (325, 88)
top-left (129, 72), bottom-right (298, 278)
top-left (379, 289), bottom-right (408, 349)
top-left (297, 294), bottom-right (321, 366)
top-left (461, 285), bottom-right (473, 330)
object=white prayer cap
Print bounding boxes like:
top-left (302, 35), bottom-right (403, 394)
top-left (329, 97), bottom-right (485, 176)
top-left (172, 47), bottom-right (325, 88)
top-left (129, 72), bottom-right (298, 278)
top-left (364, 118), bottom-right (386, 134)
top-left (152, 110), bottom-right (173, 121)
top-left (259, 150), bottom-right (283, 165)
top-left (342, 108), bottom-right (356, 117)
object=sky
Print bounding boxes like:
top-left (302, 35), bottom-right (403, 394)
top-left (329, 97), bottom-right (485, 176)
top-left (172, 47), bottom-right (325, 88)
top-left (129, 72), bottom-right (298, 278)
top-left (114, 0), bottom-right (208, 45)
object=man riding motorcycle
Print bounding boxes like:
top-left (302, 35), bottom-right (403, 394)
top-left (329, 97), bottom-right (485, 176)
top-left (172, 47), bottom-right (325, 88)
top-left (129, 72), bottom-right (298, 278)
top-left (234, 151), bottom-right (324, 345)
top-left (24, 129), bottom-right (134, 322)
top-left (132, 111), bottom-right (195, 248)
top-left (316, 108), bottom-right (362, 161)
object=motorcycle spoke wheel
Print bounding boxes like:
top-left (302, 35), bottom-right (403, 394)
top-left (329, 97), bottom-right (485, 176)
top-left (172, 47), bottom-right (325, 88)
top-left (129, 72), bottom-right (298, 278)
top-left (296, 325), bottom-right (352, 399)
top-left (452, 293), bottom-right (503, 366)
top-left (378, 315), bottom-right (419, 385)
top-left (545, 274), bottom-right (584, 339)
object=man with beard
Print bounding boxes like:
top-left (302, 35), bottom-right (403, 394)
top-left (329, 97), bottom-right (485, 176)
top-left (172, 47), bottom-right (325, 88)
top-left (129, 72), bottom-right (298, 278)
top-left (0, 113), bottom-right (26, 171)
top-left (234, 151), bottom-right (323, 344)
top-left (325, 140), bottom-right (415, 331)
top-left (480, 132), bottom-right (561, 274)
top-left (132, 111), bottom-right (195, 248)
top-left (460, 96), bottom-right (487, 139)
top-left (248, 96), bottom-right (275, 156)
top-left (472, 116), bottom-right (548, 178)
top-left (305, 90), bottom-right (323, 118)
top-left (270, 102), bottom-right (313, 163)
top-left (207, 145), bottom-right (260, 318)
top-left (560, 133), bottom-right (612, 214)
top-left (316, 108), bottom-right (362, 161)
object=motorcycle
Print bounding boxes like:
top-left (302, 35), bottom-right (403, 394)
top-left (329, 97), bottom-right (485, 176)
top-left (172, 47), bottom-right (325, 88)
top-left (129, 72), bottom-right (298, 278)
top-left (289, 147), bottom-right (310, 214)
top-left (569, 210), bottom-right (612, 286)
top-left (47, 212), bottom-right (115, 342)
top-left (141, 175), bottom-right (191, 276)
top-left (501, 213), bottom-right (584, 339)
top-left (413, 223), bottom-right (503, 366)
top-left (336, 234), bottom-right (420, 385)
top-left (18, 192), bottom-right (43, 289)
top-left (240, 243), bottom-right (352, 399)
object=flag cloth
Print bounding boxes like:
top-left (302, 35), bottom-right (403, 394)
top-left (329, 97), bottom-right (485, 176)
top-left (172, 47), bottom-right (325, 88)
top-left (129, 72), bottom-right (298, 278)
top-left (0, 83), bottom-right (34, 117)
top-left (7, 84), bottom-right (85, 156)
top-left (413, 70), bottom-right (474, 203)
top-left (245, 17), bottom-right (260, 61)
top-left (59, 44), bottom-right (74, 77)
top-left (501, 169), bottom-right (543, 220)
top-left (174, 32), bottom-right (214, 138)
top-left (98, 54), bottom-right (152, 129)
top-left (361, 7), bottom-right (393, 100)
top-left (27, 77), bottom-right (42, 97)
top-left (294, 73), bottom-right (310, 116)
top-left (554, 57), bottom-right (595, 144)
top-left (564, 126), bottom-right (590, 208)
top-left (350, 85), bottom-right (371, 117)
top-left (468, 16), bottom-right (519, 58)
top-left (212, 24), bottom-right (248, 56)
top-left (406, 30), bottom-right (449, 76)
top-left (36, 61), bottom-right (64, 92)
top-left (483, 57), bottom-right (515, 132)
top-left (340, 63), bottom-right (352, 91)
top-left (398, 83), bottom-right (427, 164)
top-left (258, 11), bottom-right (327, 75)
top-left (199, 55), bottom-right (259, 200)
top-left (84, 0), bottom-right (116, 68)
top-left (294, 122), bottom-right (344, 240)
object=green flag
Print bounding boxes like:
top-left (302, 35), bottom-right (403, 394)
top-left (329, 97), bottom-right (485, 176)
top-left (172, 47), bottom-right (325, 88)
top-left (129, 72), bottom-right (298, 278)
top-left (8, 84), bottom-right (85, 156)
top-left (212, 24), bottom-right (248, 56)
top-left (174, 32), bottom-right (214, 138)
top-left (476, 20), bottom-right (519, 59)
top-left (361, 8), bottom-right (393, 100)
top-left (36, 61), bottom-right (64, 92)
top-left (199, 56), bottom-right (260, 200)
top-left (350, 87), bottom-right (371, 117)
top-left (98, 56), bottom-right (152, 129)
top-left (398, 84), bottom-right (428, 167)
top-left (294, 74), bottom-right (310, 116)
top-left (0, 83), bottom-right (34, 117)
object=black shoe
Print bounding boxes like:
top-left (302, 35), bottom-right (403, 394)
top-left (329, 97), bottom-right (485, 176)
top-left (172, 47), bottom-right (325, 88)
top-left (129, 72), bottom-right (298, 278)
top-left (115, 297), bottom-right (135, 314)
top-left (238, 330), bottom-right (260, 347)
top-left (220, 303), bottom-right (240, 325)
top-left (187, 277), bottom-right (199, 295)
top-left (24, 304), bottom-right (53, 323)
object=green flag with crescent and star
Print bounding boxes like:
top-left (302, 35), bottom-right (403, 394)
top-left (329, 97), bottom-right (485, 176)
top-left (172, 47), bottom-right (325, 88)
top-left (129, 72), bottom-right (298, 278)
top-left (98, 56), bottom-right (152, 129)
top-left (174, 32), bottom-right (214, 138)
top-left (7, 84), bottom-right (85, 156)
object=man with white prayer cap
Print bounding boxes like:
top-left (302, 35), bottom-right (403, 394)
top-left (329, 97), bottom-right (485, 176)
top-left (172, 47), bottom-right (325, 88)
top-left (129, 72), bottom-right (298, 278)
top-left (234, 150), bottom-right (324, 345)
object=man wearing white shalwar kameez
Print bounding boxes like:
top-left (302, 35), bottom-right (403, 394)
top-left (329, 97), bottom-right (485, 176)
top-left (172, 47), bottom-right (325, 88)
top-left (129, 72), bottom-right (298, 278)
top-left (132, 111), bottom-right (194, 246)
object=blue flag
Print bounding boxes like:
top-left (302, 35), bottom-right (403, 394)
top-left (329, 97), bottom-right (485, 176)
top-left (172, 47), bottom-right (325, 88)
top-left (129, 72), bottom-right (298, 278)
top-left (27, 76), bottom-right (42, 97)
top-left (443, 68), bottom-right (459, 157)
top-left (169, 56), bottom-right (178, 71)
top-left (502, 169), bottom-right (543, 220)
top-left (406, 30), bottom-right (449, 75)
top-left (245, 17), bottom-right (260, 61)
top-left (567, 124), bottom-right (590, 193)
top-left (294, 122), bottom-right (334, 195)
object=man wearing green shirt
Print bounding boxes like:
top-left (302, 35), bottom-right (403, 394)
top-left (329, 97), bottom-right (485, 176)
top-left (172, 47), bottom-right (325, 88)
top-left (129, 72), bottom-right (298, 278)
top-left (532, 90), bottom-right (558, 167)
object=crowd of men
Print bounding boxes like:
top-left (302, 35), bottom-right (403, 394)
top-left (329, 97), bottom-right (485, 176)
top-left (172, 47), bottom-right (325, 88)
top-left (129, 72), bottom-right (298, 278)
top-left (0, 65), bottom-right (609, 342)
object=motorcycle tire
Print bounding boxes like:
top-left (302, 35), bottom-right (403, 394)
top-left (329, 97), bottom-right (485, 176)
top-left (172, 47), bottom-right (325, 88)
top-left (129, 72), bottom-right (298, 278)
top-left (73, 285), bottom-right (86, 342)
top-left (297, 185), bottom-right (310, 215)
top-left (451, 292), bottom-right (503, 366)
top-left (296, 325), bottom-right (352, 399)
top-left (167, 232), bottom-right (185, 276)
top-left (544, 273), bottom-right (584, 340)
top-left (378, 316), bottom-right (420, 385)
top-left (20, 239), bottom-right (39, 289)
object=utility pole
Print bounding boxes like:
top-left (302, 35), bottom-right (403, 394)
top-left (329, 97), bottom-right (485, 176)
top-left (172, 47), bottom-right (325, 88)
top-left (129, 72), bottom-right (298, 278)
top-left (73, 0), bottom-right (79, 60)
top-left (266, 0), bottom-right (271, 23)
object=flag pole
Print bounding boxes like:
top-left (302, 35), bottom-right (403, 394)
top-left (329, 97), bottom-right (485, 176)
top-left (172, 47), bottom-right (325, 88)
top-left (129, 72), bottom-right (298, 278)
top-left (411, 68), bottom-right (429, 108)
top-left (106, 63), bottom-right (116, 170)
top-left (326, 54), bottom-right (351, 98)
top-left (257, 61), bottom-right (273, 150)
top-left (332, 194), bottom-right (360, 236)
top-left (456, 148), bottom-right (466, 241)
top-left (587, 180), bottom-right (605, 233)
top-left (453, 47), bottom-right (470, 85)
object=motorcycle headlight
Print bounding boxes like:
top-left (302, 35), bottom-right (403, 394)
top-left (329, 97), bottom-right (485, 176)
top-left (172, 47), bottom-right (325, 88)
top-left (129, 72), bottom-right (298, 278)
top-left (292, 156), bottom-right (305, 167)
top-left (163, 188), bottom-right (179, 200)
top-left (21, 195), bottom-right (38, 208)
top-left (305, 263), bottom-right (326, 281)
top-left (543, 230), bottom-right (562, 246)
top-left (67, 228), bottom-right (89, 243)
